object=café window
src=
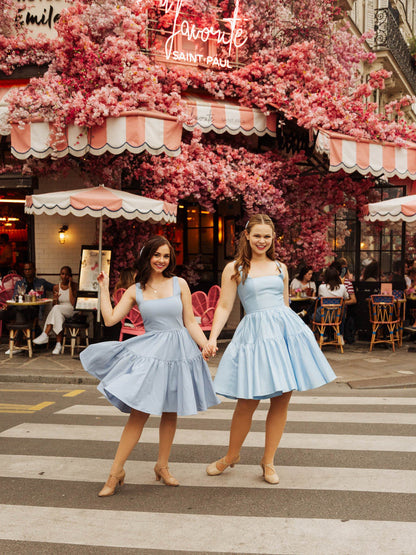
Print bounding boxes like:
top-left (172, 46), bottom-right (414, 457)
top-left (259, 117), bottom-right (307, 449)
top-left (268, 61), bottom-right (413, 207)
top-left (185, 203), bottom-right (215, 284)
top-left (332, 181), bottom-right (406, 281)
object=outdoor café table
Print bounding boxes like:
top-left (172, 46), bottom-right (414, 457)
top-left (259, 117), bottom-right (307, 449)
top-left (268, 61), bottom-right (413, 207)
top-left (5, 298), bottom-right (53, 324)
top-left (289, 295), bottom-right (317, 314)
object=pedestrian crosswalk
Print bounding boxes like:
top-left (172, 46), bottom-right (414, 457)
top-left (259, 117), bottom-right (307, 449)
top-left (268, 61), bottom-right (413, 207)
top-left (0, 389), bottom-right (415, 554)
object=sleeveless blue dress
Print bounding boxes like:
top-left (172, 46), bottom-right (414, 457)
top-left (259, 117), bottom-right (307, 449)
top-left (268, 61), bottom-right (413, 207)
top-left (214, 263), bottom-right (336, 399)
top-left (80, 277), bottom-right (220, 415)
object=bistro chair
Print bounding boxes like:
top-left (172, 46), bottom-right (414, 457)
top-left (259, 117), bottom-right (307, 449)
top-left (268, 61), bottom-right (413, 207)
top-left (61, 314), bottom-right (90, 356)
top-left (311, 297), bottom-right (345, 353)
top-left (113, 287), bottom-right (145, 340)
top-left (7, 322), bottom-right (33, 358)
top-left (191, 291), bottom-right (208, 323)
top-left (368, 295), bottom-right (400, 352)
top-left (207, 285), bottom-right (221, 310)
top-left (119, 305), bottom-right (145, 340)
top-left (392, 290), bottom-right (406, 347)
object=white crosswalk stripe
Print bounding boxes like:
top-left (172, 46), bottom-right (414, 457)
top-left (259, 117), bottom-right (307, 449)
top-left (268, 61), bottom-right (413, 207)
top-left (56, 404), bottom-right (416, 424)
top-left (1, 392), bottom-right (415, 554)
top-left (2, 422), bottom-right (416, 451)
top-left (0, 504), bottom-right (415, 554)
top-left (1, 454), bottom-right (415, 493)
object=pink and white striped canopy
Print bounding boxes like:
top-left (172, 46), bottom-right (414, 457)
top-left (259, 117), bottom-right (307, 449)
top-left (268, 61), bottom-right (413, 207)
top-left (12, 110), bottom-right (183, 159)
top-left (25, 185), bottom-right (177, 223)
top-left (316, 129), bottom-right (416, 181)
top-left (364, 194), bottom-right (416, 223)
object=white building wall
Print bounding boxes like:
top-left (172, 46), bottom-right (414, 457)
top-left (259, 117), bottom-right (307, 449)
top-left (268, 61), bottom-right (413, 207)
top-left (33, 172), bottom-right (97, 283)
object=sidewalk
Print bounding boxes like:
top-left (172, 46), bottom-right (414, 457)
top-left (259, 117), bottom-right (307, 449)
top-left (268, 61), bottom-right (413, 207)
top-left (0, 338), bottom-right (415, 389)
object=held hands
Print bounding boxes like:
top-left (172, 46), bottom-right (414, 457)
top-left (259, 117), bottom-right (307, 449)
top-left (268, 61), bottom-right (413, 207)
top-left (202, 339), bottom-right (218, 360)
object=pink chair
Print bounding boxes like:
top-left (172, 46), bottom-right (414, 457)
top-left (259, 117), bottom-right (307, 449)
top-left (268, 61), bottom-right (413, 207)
top-left (207, 285), bottom-right (221, 309)
top-left (200, 306), bottom-right (215, 331)
top-left (0, 273), bottom-right (22, 299)
top-left (113, 287), bottom-right (145, 340)
top-left (191, 291), bottom-right (208, 319)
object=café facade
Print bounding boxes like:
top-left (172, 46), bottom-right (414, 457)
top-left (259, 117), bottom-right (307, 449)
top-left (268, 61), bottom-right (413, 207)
top-left (1, 0), bottom-right (416, 290)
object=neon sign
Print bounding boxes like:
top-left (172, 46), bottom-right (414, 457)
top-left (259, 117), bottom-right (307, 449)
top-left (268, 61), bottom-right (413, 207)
top-left (159, 0), bottom-right (248, 69)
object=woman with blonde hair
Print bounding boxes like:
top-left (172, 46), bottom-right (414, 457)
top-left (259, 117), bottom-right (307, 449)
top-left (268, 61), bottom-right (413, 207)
top-left (203, 214), bottom-right (336, 484)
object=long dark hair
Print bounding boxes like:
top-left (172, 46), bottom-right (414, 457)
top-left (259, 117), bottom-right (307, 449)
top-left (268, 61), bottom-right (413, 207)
top-left (232, 214), bottom-right (275, 283)
top-left (323, 266), bottom-right (341, 291)
top-left (298, 266), bottom-right (313, 282)
top-left (135, 236), bottom-right (176, 289)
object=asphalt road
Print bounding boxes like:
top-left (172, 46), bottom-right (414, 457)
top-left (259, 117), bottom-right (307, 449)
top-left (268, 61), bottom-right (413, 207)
top-left (0, 382), bottom-right (415, 554)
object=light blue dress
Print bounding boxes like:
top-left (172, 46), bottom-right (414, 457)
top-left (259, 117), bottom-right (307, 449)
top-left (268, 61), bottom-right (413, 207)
top-left (214, 263), bottom-right (336, 399)
top-left (80, 277), bottom-right (220, 415)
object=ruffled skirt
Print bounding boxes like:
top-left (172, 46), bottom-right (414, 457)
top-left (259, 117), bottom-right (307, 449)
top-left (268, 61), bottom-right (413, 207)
top-left (214, 305), bottom-right (336, 399)
top-left (80, 328), bottom-right (220, 415)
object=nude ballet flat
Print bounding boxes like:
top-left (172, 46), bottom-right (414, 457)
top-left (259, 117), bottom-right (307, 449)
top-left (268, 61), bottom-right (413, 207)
top-left (206, 455), bottom-right (240, 476)
top-left (260, 462), bottom-right (280, 485)
top-left (98, 469), bottom-right (126, 497)
top-left (154, 464), bottom-right (179, 486)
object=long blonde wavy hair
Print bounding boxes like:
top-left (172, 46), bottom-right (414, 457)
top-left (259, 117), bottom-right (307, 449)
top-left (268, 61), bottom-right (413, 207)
top-left (232, 214), bottom-right (276, 283)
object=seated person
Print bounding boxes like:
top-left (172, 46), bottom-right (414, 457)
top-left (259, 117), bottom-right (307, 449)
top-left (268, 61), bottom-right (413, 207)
top-left (314, 266), bottom-right (350, 340)
top-left (332, 259), bottom-right (357, 343)
top-left (290, 266), bottom-right (316, 297)
top-left (33, 266), bottom-right (77, 355)
top-left (13, 261), bottom-right (54, 298)
top-left (361, 260), bottom-right (379, 282)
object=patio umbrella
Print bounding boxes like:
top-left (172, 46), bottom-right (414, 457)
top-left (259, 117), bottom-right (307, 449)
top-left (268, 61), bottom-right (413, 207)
top-left (363, 194), bottom-right (416, 223)
top-left (25, 185), bottom-right (177, 321)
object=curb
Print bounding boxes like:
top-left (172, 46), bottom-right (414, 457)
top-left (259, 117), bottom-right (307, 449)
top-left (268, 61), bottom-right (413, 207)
top-left (0, 373), bottom-right (99, 385)
top-left (347, 375), bottom-right (416, 389)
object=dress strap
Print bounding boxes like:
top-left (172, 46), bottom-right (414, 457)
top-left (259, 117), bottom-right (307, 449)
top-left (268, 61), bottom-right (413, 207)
top-left (135, 282), bottom-right (143, 306)
top-left (172, 276), bottom-right (180, 295)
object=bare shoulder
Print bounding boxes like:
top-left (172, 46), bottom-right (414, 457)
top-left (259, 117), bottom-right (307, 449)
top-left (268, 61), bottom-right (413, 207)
top-left (177, 276), bottom-right (190, 292)
top-left (276, 260), bottom-right (288, 274)
top-left (223, 261), bottom-right (236, 277)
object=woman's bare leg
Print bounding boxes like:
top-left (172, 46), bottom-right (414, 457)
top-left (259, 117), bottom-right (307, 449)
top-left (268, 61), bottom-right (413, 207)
top-left (225, 398), bottom-right (260, 461)
top-left (156, 412), bottom-right (177, 467)
top-left (109, 409), bottom-right (149, 474)
top-left (262, 392), bottom-right (292, 477)
top-left (154, 412), bottom-right (179, 486)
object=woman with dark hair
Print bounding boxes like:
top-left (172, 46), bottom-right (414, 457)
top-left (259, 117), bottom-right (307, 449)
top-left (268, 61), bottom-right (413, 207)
top-left (33, 265), bottom-right (77, 355)
top-left (318, 266), bottom-right (349, 299)
top-left (203, 214), bottom-right (335, 485)
top-left (80, 235), bottom-right (219, 495)
top-left (289, 265), bottom-right (316, 297)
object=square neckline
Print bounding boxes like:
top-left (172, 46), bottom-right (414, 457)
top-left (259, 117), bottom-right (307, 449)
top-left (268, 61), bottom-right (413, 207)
top-left (138, 277), bottom-right (177, 302)
top-left (247, 260), bottom-right (282, 279)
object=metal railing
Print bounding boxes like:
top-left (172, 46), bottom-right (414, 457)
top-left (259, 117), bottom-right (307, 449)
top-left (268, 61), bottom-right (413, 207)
top-left (374, 7), bottom-right (416, 93)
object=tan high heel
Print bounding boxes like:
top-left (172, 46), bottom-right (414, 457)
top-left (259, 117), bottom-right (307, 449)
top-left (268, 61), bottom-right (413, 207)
top-left (260, 462), bottom-right (279, 484)
top-left (154, 464), bottom-right (179, 486)
top-left (98, 469), bottom-right (126, 497)
top-left (206, 454), bottom-right (240, 476)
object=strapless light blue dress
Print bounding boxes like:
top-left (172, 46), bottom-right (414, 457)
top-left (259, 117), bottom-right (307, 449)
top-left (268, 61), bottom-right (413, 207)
top-left (214, 263), bottom-right (336, 399)
top-left (80, 277), bottom-right (220, 415)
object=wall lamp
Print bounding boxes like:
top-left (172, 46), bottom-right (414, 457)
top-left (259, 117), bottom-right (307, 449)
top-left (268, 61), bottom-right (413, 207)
top-left (59, 225), bottom-right (68, 244)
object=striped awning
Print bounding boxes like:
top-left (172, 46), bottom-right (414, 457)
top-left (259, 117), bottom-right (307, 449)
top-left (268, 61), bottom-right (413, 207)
top-left (11, 110), bottom-right (183, 159)
top-left (315, 129), bottom-right (416, 181)
top-left (183, 93), bottom-right (277, 137)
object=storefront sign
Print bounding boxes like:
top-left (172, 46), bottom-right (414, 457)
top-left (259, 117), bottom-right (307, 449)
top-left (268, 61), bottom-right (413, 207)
top-left (159, 0), bottom-right (247, 69)
top-left (16, 0), bottom-right (63, 38)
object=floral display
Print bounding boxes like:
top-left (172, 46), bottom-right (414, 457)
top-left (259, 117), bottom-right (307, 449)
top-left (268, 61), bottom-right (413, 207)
top-left (2, 0), bottom-right (415, 273)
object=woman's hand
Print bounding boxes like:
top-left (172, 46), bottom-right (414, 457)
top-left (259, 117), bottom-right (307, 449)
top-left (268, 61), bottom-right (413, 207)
top-left (203, 339), bottom-right (218, 359)
top-left (97, 271), bottom-right (109, 288)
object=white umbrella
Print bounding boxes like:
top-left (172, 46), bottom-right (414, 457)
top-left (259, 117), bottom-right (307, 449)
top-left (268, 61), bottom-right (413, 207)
top-left (364, 194), bottom-right (416, 223)
top-left (25, 185), bottom-right (177, 321)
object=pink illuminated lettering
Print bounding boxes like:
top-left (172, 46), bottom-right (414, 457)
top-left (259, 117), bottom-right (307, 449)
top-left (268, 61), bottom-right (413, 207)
top-left (161, 0), bottom-right (247, 62)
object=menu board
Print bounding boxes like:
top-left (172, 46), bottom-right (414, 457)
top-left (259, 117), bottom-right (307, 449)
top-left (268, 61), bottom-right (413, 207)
top-left (75, 246), bottom-right (111, 311)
